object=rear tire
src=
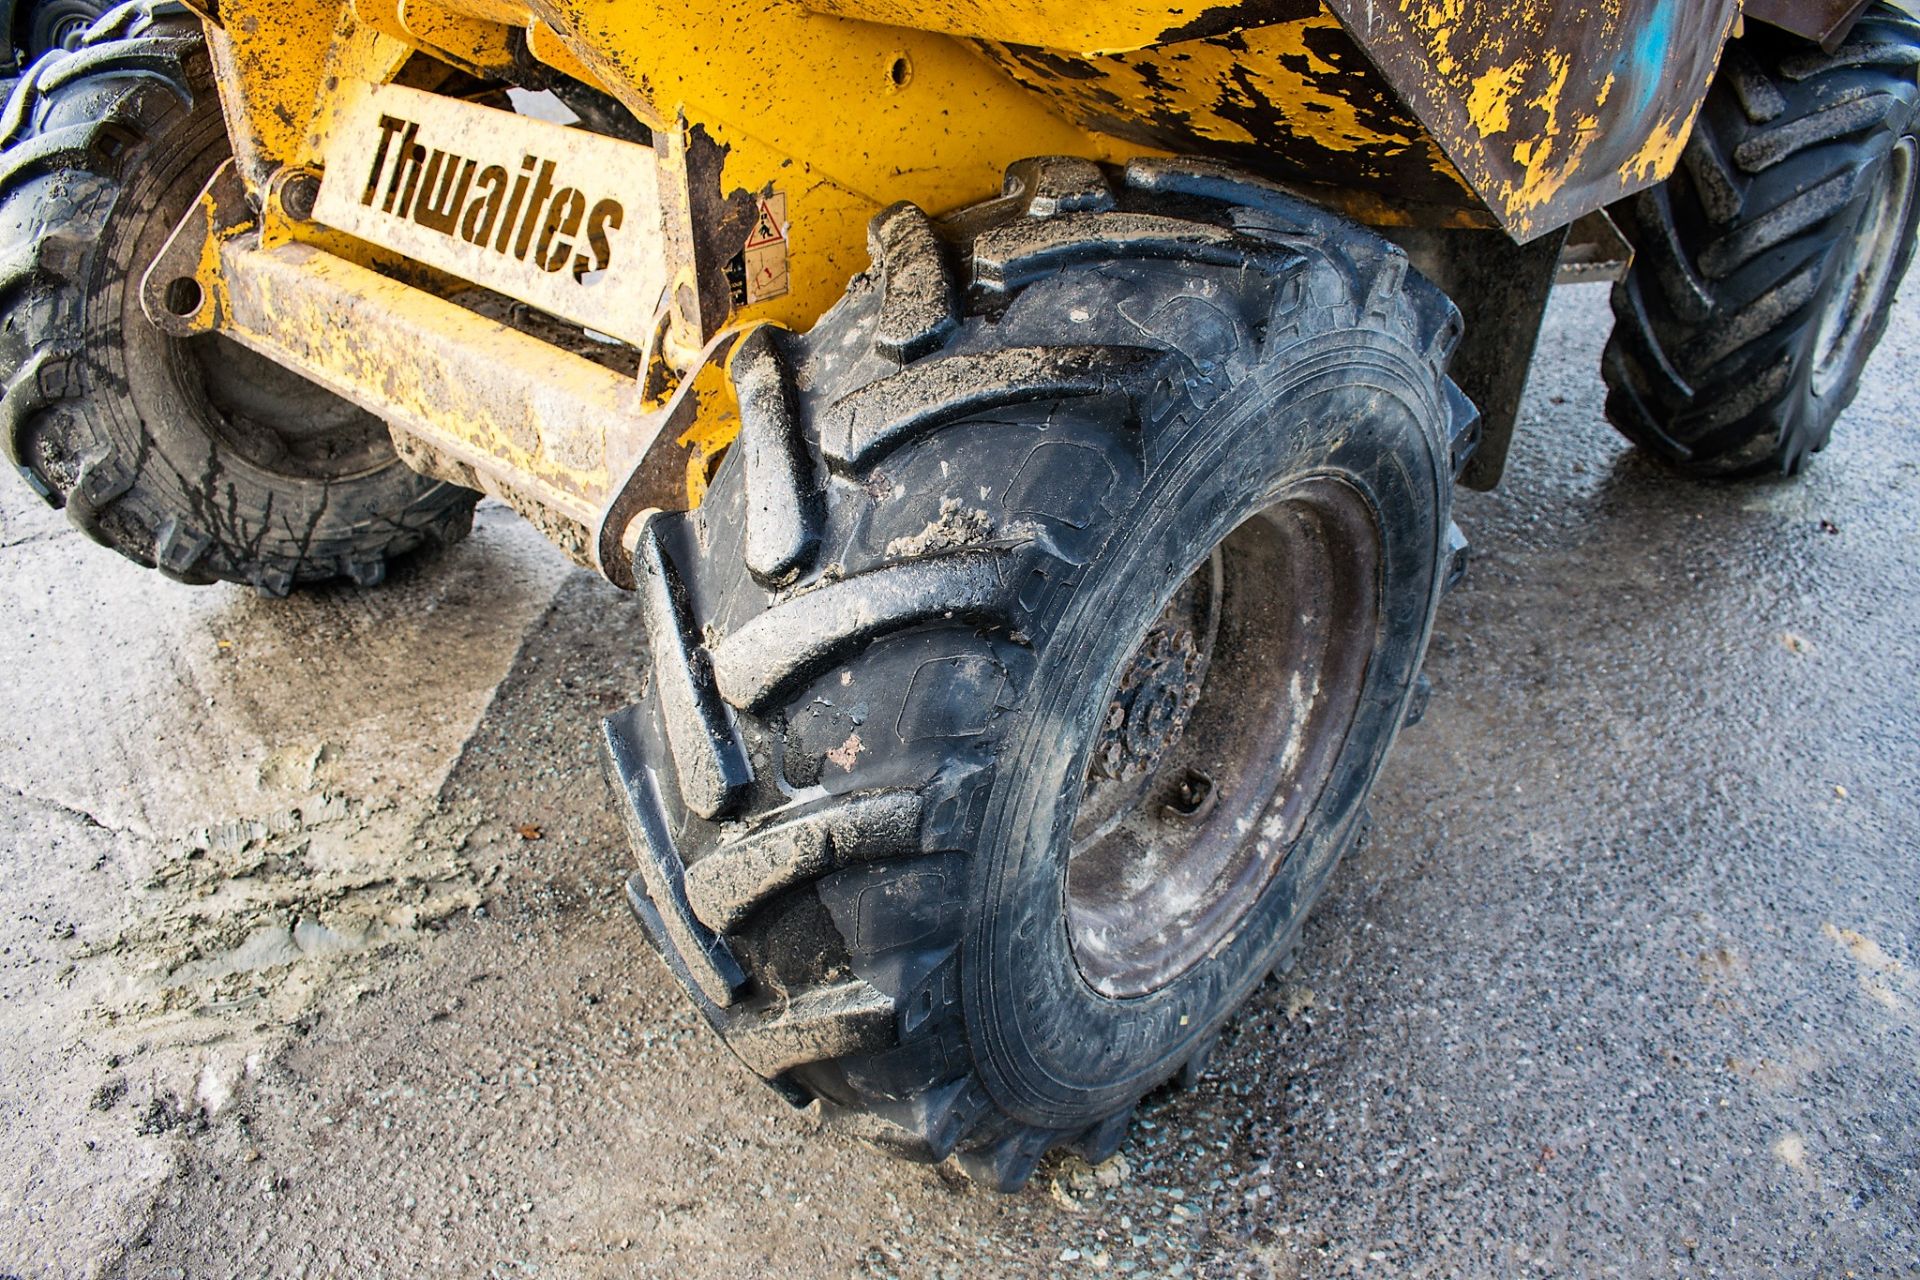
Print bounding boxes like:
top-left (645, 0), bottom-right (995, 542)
top-left (1604, 4), bottom-right (1920, 477)
top-left (602, 157), bottom-right (1476, 1189)
top-left (0, 2), bottom-right (477, 593)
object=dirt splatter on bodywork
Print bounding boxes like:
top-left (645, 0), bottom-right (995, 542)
top-left (975, 13), bottom-right (1490, 226)
top-left (109, 0), bottom-right (1871, 559)
top-left (972, 1), bottom-right (1744, 242)
top-left (1322, 0), bottom-right (1742, 241)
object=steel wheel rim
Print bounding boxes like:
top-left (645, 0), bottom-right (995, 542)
top-left (1813, 135), bottom-right (1918, 398)
top-left (1063, 476), bottom-right (1382, 999)
top-left (50, 13), bottom-right (91, 48)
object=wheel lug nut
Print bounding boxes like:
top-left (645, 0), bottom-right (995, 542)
top-left (1161, 768), bottom-right (1216, 822)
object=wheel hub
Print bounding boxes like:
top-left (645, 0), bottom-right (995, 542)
top-left (1064, 479), bottom-right (1383, 999)
top-left (1087, 573), bottom-right (1213, 786)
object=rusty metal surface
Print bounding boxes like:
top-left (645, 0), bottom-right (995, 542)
top-left (975, 14), bottom-right (1492, 225)
top-left (1321, 0), bottom-right (1741, 242)
top-left (210, 236), bottom-right (683, 557)
top-left (1746, 0), bottom-right (1879, 49)
top-left (1386, 224), bottom-right (1568, 490)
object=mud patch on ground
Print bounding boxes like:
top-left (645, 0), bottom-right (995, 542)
top-left (0, 493), bottom-right (573, 1275)
top-left (103, 798), bottom-right (494, 1024)
top-left (1823, 921), bottom-right (1914, 1019)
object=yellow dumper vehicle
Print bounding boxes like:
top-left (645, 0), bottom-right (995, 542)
top-left (3, 0), bottom-right (1912, 1187)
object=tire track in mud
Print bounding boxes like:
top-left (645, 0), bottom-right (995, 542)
top-left (0, 502), bottom-right (575, 1272)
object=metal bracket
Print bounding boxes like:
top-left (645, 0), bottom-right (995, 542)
top-left (1556, 209), bottom-right (1634, 286)
top-left (139, 158), bottom-right (253, 338)
top-left (593, 327), bottom-right (747, 589)
top-left (139, 146), bottom-right (757, 588)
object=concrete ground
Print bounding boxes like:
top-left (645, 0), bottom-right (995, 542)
top-left (0, 280), bottom-right (1914, 1279)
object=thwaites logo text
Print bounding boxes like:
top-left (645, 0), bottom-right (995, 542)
top-left (360, 113), bottom-right (624, 281)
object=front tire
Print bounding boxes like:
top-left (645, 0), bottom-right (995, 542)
top-left (602, 157), bottom-right (1476, 1189)
top-left (1604, 4), bottom-right (1920, 477)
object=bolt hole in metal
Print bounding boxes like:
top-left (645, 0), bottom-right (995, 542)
top-left (163, 276), bottom-right (202, 318)
top-left (1065, 478), bottom-right (1381, 999)
top-left (1812, 134), bottom-right (1918, 398)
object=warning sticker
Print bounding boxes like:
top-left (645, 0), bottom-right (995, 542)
top-left (740, 192), bottom-right (789, 305)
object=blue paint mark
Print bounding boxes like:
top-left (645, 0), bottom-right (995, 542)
top-left (1619, 1), bottom-right (1674, 122)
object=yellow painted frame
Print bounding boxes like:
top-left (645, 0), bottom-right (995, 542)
top-left (183, 0), bottom-right (1738, 543)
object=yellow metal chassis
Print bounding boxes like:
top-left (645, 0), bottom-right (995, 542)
top-left (174, 0), bottom-right (1162, 576)
top-left (164, 0), bottom-right (1741, 578)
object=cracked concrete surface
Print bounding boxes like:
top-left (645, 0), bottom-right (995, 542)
top-left (0, 492), bottom-right (570, 1275)
top-left (0, 282), bottom-right (1915, 1278)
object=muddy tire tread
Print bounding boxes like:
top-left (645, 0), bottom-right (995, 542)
top-left (0, 1), bottom-right (476, 592)
top-left (1604, 4), bottom-right (1920, 475)
top-left (604, 155), bottom-right (1471, 1188)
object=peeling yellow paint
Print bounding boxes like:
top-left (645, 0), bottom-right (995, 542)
top-left (1531, 52), bottom-right (1571, 130)
top-left (1626, 113), bottom-right (1693, 185)
top-left (1417, 0), bottom-right (1465, 36)
top-left (676, 335), bottom-right (749, 506)
top-left (1467, 61), bottom-right (1527, 137)
top-left (1326, 0), bottom-right (1741, 237)
top-left (981, 13), bottom-right (1482, 219)
top-left (193, 0), bottom-right (1747, 533)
